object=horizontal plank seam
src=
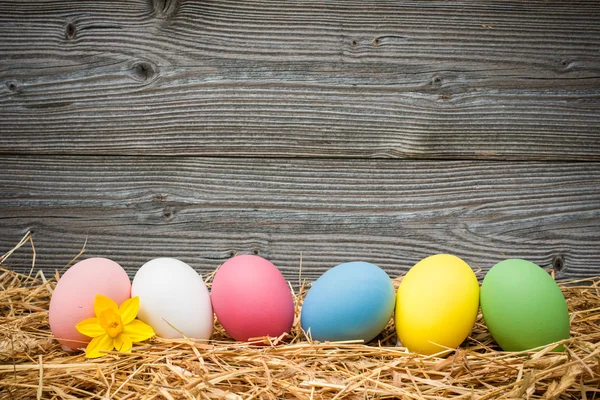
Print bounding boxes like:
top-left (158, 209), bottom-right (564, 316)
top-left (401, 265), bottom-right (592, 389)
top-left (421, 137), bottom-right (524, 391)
top-left (0, 152), bottom-right (599, 163)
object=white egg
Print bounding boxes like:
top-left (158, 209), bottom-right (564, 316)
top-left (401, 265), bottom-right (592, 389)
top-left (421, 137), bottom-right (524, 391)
top-left (132, 258), bottom-right (213, 340)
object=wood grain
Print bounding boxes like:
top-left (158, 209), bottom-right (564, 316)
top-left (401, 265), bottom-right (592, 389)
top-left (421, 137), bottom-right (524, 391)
top-left (1, 156), bottom-right (598, 282)
top-left (1, 0), bottom-right (599, 159)
top-left (1, 1), bottom-right (599, 284)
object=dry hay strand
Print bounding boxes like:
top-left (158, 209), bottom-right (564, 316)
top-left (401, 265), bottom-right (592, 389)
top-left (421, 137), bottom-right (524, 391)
top-left (1, 234), bottom-right (599, 399)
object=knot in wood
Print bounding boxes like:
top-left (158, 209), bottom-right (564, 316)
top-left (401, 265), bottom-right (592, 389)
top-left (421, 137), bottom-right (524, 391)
top-left (131, 61), bottom-right (156, 82)
top-left (6, 81), bottom-right (22, 93)
top-left (65, 22), bottom-right (76, 40)
top-left (552, 254), bottom-right (565, 272)
top-left (430, 73), bottom-right (443, 86)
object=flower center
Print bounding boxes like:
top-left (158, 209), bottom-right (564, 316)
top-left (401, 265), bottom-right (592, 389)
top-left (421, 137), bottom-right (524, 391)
top-left (99, 308), bottom-right (124, 338)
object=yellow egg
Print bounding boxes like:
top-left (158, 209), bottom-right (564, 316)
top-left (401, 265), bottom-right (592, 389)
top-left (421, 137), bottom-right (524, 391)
top-left (395, 254), bottom-right (479, 355)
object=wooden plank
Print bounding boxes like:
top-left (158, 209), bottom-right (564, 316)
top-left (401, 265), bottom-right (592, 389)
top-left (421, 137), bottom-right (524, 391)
top-left (1, 156), bottom-right (598, 282)
top-left (1, 0), bottom-right (599, 159)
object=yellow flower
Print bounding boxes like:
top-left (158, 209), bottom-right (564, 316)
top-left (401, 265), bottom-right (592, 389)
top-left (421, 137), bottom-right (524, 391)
top-left (76, 295), bottom-right (154, 358)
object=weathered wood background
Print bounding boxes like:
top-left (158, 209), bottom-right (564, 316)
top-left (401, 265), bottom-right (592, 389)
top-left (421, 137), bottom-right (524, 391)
top-left (1, 0), bottom-right (599, 282)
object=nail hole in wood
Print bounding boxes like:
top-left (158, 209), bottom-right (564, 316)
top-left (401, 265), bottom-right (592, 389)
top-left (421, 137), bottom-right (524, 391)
top-left (65, 22), bottom-right (76, 40)
top-left (229, 250), bottom-right (236, 257)
top-left (252, 249), bottom-right (259, 255)
top-left (552, 254), bottom-right (564, 272)
top-left (352, 40), bottom-right (358, 47)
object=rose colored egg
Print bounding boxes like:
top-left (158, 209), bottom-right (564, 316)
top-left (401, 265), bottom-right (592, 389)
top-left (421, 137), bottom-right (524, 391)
top-left (211, 255), bottom-right (294, 341)
top-left (49, 258), bottom-right (131, 350)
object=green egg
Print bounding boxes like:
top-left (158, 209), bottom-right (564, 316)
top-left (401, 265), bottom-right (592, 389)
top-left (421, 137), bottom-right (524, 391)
top-left (480, 259), bottom-right (570, 352)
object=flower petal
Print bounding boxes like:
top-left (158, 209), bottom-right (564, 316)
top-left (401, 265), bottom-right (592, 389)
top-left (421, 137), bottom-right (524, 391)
top-left (94, 294), bottom-right (118, 319)
top-left (114, 333), bottom-right (133, 353)
top-left (75, 317), bottom-right (105, 338)
top-left (118, 296), bottom-right (139, 325)
top-left (123, 319), bottom-right (155, 343)
top-left (85, 333), bottom-right (114, 358)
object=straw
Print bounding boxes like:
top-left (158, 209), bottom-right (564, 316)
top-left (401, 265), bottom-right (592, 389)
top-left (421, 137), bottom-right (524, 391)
top-left (1, 233), bottom-right (598, 399)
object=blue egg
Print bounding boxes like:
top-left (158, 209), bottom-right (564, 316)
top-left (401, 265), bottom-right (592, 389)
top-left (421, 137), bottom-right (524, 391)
top-left (300, 261), bottom-right (396, 343)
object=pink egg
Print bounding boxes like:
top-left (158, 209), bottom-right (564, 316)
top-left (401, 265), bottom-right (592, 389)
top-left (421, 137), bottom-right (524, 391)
top-left (211, 255), bottom-right (294, 341)
top-left (49, 258), bottom-right (131, 350)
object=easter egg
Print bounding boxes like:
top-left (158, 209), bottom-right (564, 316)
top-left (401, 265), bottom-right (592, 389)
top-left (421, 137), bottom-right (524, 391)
top-left (132, 258), bottom-right (213, 340)
top-left (480, 259), bottom-right (570, 352)
top-left (49, 258), bottom-right (131, 350)
top-left (211, 255), bottom-right (294, 341)
top-left (395, 254), bottom-right (479, 355)
top-left (301, 261), bottom-right (395, 343)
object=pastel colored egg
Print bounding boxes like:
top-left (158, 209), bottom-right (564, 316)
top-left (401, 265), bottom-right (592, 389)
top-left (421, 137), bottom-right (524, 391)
top-left (49, 258), bottom-right (131, 350)
top-left (132, 258), bottom-right (213, 340)
top-left (301, 261), bottom-right (395, 343)
top-left (480, 259), bottom-right (570, 351)
top-left (395, 254), bottom-right (479, 355)
top-left (211, 255), bottom-right (294, 341)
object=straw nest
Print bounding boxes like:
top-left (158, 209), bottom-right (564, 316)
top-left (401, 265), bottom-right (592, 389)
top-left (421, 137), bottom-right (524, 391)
top-left (1, 233), bottom-right (599, 399)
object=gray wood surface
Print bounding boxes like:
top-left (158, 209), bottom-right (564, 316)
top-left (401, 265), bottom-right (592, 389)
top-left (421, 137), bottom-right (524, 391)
top-left (1, 0), bottom-right (599, 159)
top-left (1, 0), bottom-right (599, 282)
top-left (1, 156), bottom-right (598, 281)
